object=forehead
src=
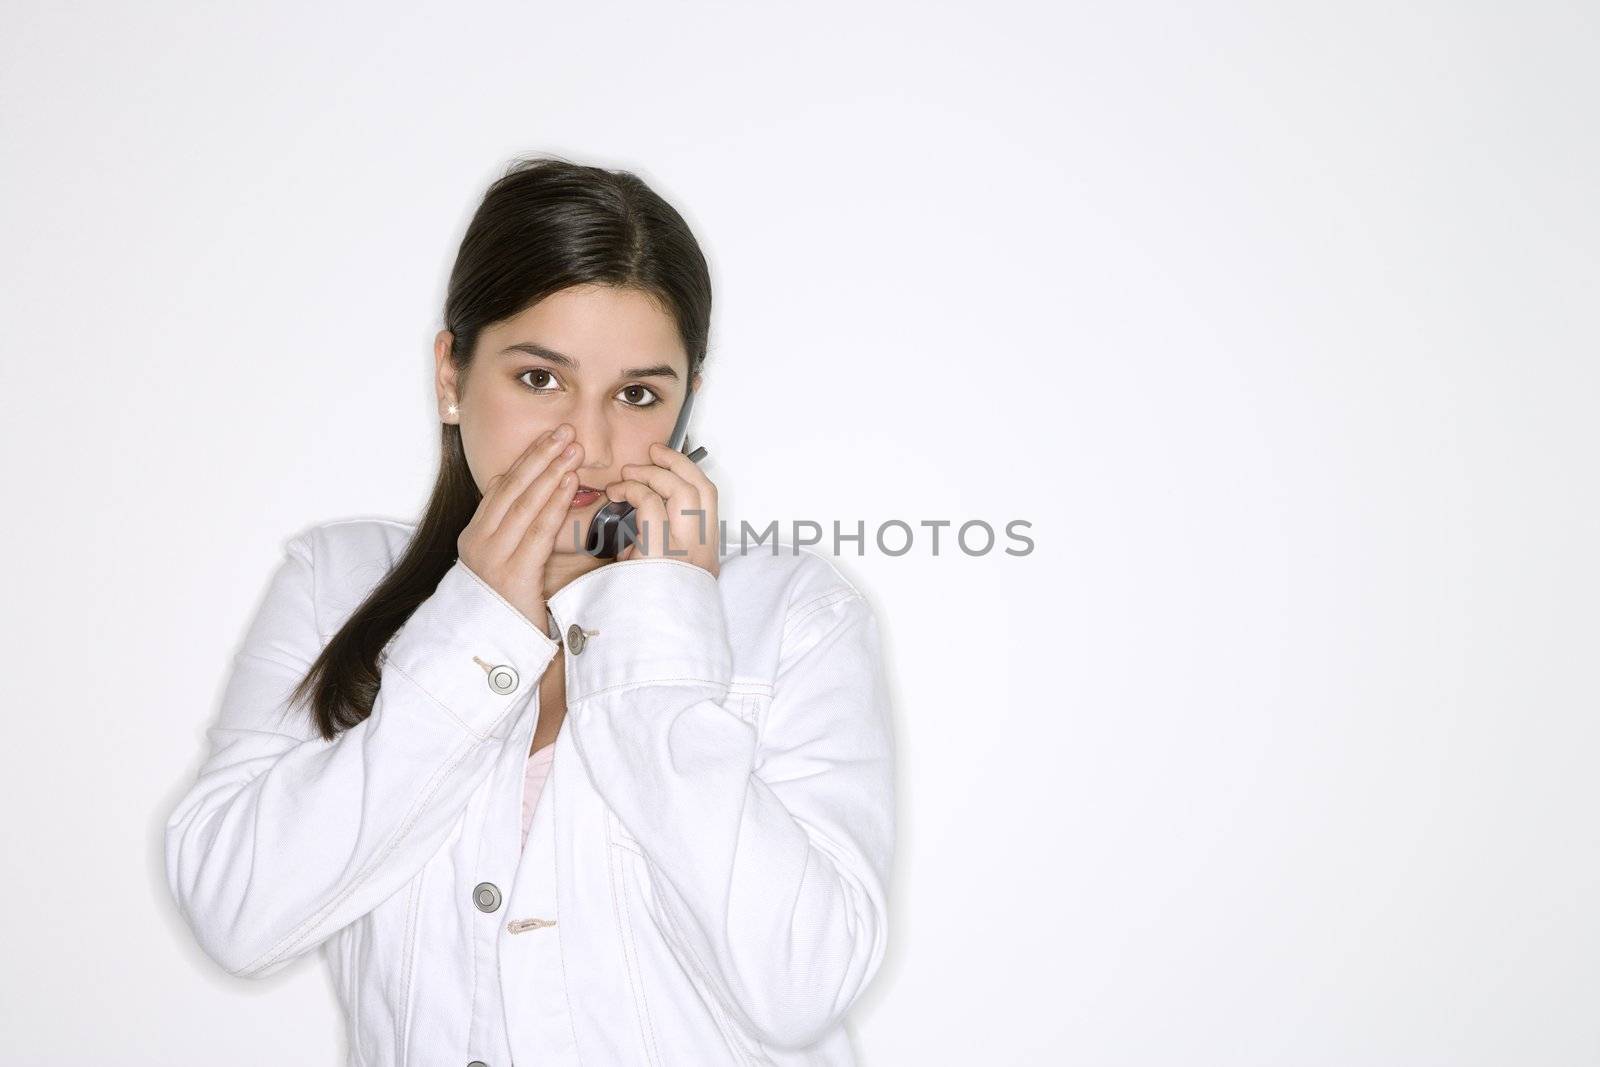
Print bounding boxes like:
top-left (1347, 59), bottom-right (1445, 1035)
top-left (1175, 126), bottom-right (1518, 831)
top-left (484, 284), bottom-right (688, 377)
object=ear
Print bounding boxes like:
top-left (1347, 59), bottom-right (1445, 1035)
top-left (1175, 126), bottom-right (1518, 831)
top-left (435, 330), bottom-right (460, 422)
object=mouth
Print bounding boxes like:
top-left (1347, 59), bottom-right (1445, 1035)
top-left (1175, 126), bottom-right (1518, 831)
top-left (568, 484), bottom-right (605, 509)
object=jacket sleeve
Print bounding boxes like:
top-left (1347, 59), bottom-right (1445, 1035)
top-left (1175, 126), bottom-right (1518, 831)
top-left (164, 526), bottom-right (559, 978)
top-left (549, 555), bottom-right (896, 1051)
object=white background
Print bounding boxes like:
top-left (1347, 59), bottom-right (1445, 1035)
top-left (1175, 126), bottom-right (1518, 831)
top-left (2, 1), bottom-right (1596, 1063)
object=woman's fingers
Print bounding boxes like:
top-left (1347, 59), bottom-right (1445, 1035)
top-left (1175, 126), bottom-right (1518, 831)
top-left (646, 441), bottom-right (718, 504)
top-left (499, 437), bottom-right (581, 547)
top-left (603, 478), bottom-right (673, 556)
top-left (483, 425), bottom-right (575, 533)
top-left (458, 426), bottom-right (580, 625)
top-left (510, 463), bottom-right (580, 575)
top-left (618, 454), bottom-right (714, 549)
top-left (616, 464), bottom-right (702, 535)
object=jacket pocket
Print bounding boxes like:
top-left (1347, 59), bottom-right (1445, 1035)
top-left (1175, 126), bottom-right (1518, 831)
top-left (606, 803), bottom-right (645, 855)
top-left (605, 811), bottom-right (663, 1066)
top-left (606, 813), bottom-right (768, 1065)
top-left (345, 916), bottom-right (368, 1064)
top-left (341, 870), bottom-right (425, 1066)
top-left (395, 870), bottom-right (426, 1065)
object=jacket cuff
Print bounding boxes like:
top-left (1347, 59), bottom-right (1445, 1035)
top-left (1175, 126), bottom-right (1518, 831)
top-left (546, 558), bottom-right (733, 703)
top-left (381, 559), bottom-right (561, 739)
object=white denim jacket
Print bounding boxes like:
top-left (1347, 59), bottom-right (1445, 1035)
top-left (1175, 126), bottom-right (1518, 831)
top-left (164, 517), bottom-right (896, 1065)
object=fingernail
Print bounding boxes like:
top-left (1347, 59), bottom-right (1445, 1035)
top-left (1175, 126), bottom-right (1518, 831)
top-left (554, 424), bottom-right (572, 440)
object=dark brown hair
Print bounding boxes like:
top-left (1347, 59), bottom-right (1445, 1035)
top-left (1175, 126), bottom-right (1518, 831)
top-left (288, 155), bottom-right (714, 740)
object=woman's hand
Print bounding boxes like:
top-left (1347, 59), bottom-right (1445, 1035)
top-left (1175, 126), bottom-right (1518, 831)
top-left (457, 423), bottom-right (584, 626)
top-left (608, 441), bottom-right (720, 577)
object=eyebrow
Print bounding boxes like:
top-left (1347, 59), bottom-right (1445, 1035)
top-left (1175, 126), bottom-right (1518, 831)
top-left (499, 341), bottom-right (680, 381)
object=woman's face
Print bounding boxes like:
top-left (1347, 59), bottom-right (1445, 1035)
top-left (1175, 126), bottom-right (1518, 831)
top-left (435, 283), bottom-right (700, 555)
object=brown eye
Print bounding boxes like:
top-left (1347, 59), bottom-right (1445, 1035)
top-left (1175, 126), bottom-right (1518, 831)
top-left (618, 384), bottom-right (661, 408)
top-left (517, 369), bottom-right (557, 392)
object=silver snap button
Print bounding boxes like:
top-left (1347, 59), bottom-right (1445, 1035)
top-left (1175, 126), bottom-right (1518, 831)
top-left (468, 1061), bottom-right (489, 1067)
top-left (566, 623), bottom-right (587, 655)
top-left (473, 882), bottom-right (502, 913)
top-left (487, 665), bottom-right (518, 695)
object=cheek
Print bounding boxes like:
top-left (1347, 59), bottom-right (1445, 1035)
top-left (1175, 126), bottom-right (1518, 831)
top-left (619, 418), bottom-right (671, 468)
top-left (460, 412), bottom-right (542, 490)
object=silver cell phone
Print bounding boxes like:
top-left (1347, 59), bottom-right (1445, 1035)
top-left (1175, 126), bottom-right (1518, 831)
top-left (584, 386), bottom-right (708, 558)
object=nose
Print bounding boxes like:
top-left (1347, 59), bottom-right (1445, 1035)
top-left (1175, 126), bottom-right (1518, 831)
top-left (564, 407), bottom-right (612, 476)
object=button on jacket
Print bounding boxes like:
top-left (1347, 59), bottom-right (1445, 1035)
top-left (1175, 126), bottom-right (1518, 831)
top-left (164, 518), bottom-right (896, 1065)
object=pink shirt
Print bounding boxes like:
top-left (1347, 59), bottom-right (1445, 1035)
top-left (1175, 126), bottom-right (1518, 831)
top-left (519, 741), bottom-right (556, 852)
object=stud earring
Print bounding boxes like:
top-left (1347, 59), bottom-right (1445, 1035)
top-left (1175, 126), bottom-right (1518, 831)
top-left (445, 402), bottom-right (459, 419)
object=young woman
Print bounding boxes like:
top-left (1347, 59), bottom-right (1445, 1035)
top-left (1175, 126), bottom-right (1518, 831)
top-left (164, 157), bottom-right (897, 1065)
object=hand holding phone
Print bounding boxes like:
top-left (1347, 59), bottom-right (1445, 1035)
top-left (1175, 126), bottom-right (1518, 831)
top-left (586, 385), bottom-right (712, 561)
